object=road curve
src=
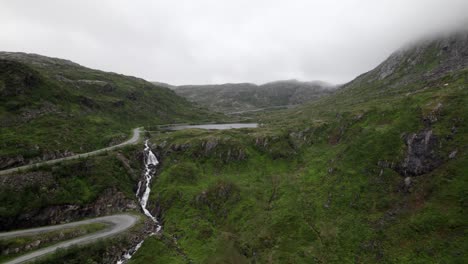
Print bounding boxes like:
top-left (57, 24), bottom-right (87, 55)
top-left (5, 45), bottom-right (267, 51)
top-left (0, 214), bottom-right (139, 264)
top-left (0, 128), bottom-right (142, 176)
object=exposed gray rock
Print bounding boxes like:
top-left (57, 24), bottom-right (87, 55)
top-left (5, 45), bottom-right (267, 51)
top-left (397, 129), bottom-right (442, 176)
top-left (0, 171), bottom-right (53, 191)
top-left (404, 177), bottom-right (412, 187)
top-left (449, 149), bottom-right (458, 159)
top-left (20, 102), bottom-right (61, 122)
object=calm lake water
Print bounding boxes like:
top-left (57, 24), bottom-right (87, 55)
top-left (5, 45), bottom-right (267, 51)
top-left (167, 123), bottom-right (258, 130)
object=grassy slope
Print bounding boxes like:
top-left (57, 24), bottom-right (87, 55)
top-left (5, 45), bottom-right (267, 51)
top-left (0, 145), bottom-right (142, 225)
top-left (0, 52), bottom-right (222, 164)
top-left (0, 222), bottom-right (107, 262)
top-left (173, 80), bottom-right (335, 113)
top-left (130, 34), bottom-right (467, 263)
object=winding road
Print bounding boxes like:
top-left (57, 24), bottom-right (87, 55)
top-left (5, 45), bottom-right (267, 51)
top-left (0, 128), bottom-right (143, 263)
top-left (0, 214), bottom-right (139, 264)
top-left (0, 128), bottom-right (142, 176)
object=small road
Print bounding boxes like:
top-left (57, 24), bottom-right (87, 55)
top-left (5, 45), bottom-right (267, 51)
top-left (0, 128), bottom-right (142, 176)
top-left (0, 214), bottom-right (139, 264)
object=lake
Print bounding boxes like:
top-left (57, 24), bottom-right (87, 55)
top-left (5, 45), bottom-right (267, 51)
top-left (167, 123), bottom-right (258, 130)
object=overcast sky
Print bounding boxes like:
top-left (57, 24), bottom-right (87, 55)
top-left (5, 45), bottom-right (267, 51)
top-left (1, 0), bottom-right (467, 85)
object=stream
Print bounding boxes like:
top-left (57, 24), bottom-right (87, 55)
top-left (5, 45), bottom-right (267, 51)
top-left (117, 140), bottom-right (160, 263)
top-left (117, 123), bottom-right (258, 263)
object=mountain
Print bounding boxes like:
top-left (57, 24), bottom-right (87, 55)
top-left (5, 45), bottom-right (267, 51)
top-left (122, 31), bottom-right (467, 263)
top-left (172, 79), bottom-right (338, 113)
top-left (0, 52), bottom-right (220, 169)
top-left (1, 30), bottom-right (467, 264)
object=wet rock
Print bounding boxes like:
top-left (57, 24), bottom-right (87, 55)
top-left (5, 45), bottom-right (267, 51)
top-left (397, 129), bottom-right (442, 176)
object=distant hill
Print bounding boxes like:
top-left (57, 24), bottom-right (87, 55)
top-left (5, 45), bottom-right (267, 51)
top-left (172, 79), bottom-right (338, 113)
top-left (0, 52), bottom-right (218, 169)
top-left (133, 30), bottom-right (468, 263)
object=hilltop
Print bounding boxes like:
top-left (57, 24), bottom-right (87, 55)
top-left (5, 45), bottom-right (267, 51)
top-left (0, 52), bottom-right (220, 169)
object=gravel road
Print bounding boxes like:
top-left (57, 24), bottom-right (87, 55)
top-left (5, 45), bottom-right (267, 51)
top-left (0, 128), bottom-right (142, 176)
top-left (0, 214), bottom-right (139, 264)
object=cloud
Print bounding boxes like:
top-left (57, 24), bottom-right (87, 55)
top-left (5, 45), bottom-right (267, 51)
top-left (1, 0), bottom-right (467, 85)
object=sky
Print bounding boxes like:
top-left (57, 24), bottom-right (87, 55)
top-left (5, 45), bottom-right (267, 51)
top-left (1, 0), bottom-right (467, 85)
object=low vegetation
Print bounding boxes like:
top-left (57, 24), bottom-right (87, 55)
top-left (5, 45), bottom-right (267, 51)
top-left (0, 52), bottom-right (224, 168)
top-left (0, 222), bottom-right (107, 262)
top-left (0, 32), bottom-right (466, 263)
top-left (128, 33), bottom-right (467, 263)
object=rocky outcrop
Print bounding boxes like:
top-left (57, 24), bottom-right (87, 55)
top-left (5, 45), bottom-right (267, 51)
top-left (0, 171), bottom-right (54, 191)
top-left (396, 129), bottom-right (442, 176)
top-left (108, 218), bottom-right (158, 264)
top-left (0, 150), bottom-right (76, 170)
top-left (195, 181), bottom-right (240, 218)
top-left (0, 188), bottom-right (138, 231)
top-left (160, 138), bottom-right (247, 163)
top-left (1, 225), bottom-right (103, 257)
top-left (20, 102), bottom-right (61, 122)
top-left (0, 155), bottom-right (26, 170)
top-left (254, 134), bottom-right (296, 159)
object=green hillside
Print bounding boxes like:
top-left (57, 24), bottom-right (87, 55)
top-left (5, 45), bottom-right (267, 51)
top-left (125, 31), bottom-right (468, 263)
top-left (1, 30), bottom-right (467, 264)
top-left (0, 52), bottom-right (220, 169)
top-left (172, 80), bottom-right (337, 113)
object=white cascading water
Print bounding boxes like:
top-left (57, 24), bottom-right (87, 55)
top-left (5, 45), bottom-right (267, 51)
top-left (117, 140), bottom-right (161, 264)
top-left (137, 140), bottom-right (161, 231)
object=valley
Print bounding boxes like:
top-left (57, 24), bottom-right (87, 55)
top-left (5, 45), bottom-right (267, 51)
top-left (0, 29), bottom-right (467, 264)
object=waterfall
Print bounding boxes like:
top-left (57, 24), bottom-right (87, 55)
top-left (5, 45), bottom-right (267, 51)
top-left (117, 140), bottom-right (161, 263)
top-left (136, 140), bottom-right (161, 231)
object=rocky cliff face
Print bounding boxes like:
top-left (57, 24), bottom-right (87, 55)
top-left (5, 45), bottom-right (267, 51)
top-left (397, 129), bottom-right (442, 176)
